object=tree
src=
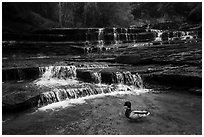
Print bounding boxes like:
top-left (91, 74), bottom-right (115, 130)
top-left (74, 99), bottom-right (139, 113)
top-left (130, 2), bottom-right (202, 24)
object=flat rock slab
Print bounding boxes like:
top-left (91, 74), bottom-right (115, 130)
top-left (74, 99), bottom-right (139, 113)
top-left (2, 42), bottom-right (202, 112)
top-left (114, 42), bottom-right (202, 90)
top-left (115, 42), bottom-right (202, 67)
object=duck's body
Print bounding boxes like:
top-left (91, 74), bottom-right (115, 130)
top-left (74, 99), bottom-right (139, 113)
top-left (124, 101), bottom-right (150, 120)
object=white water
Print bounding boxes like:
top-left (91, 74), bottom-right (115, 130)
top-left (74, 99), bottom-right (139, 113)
top-left (125, 28), bottom-right (129, 41)
top-left (37, 84), bottom-right (150, 111)
top-left (98, 28), bottom-right (104, 40)
top-left (32, 65), bottom-right (149, 111)
top-left (34, 78), bottom-right (79, 87)
top-left (155, 32), bottom-right (163, 41)
top-left (34, 65), bottom-right (79, 87)
top-left (113, 27), bottom-right (119, 44)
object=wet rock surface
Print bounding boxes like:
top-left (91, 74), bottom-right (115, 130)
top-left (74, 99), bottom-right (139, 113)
top-left (2, 63), bottom-right (144, 112)
top-left (115, 42), bottom-right (202, 92)
top-left (2, 40), bottom-right (202, 135)
top-left (2, 41), bottom-right (202, 111)
top-left (115, 42), bottom-right (201, 67)
top-left (2, 92), bottom-right (202, 135)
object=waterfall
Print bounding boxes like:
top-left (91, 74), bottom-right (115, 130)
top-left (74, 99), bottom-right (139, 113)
top-left (93, 28), bottom-right (104, 53)
top-left (98, 28), bottom-right (104, 41)
top-left (132, 73), bottom-right (144, 89)
top-left (125, 28), bottom-right (129, 42)
top-left (34, 65), bottom-right (145, 108)
top-left (123, 71), bottom-right (143, 88)
top-left (39, 65), bottom-right (77, 80)
top-left (97, 28), bottom-right (104, 47)
top-left (34, 66), bottom-right (78, 87)
top-left (92, 72), bottom-right (102, 83)
top-left (100, 71), bottom-right (144, 89)
top-left (154, 29), bottom-right (163, 42)
top-left (37, 85), bottom-right (117, 107)
top-left (113, 27), bottom-right (118, 44)
top-left (38, 91), bottom-right (59, 107)
top-left (37, 80), bottom-right (147, 109)
top-left (115, 72), bottom-right (124, 84)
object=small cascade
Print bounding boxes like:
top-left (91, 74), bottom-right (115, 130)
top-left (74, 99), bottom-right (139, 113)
top-left (36, 80), bottom-right (147, 109)
top-left (113, 27), bottom-right (118, 44)
top-left (97, 40), bottom-right (104, 46)
top-left (98, 28), bottom-right (104, 41)
top-left (132, 73), bottom-right (144, 89)
top-left (38, 91), bottom-right (59, 107)
top-left (100, 71), bottom-right (144, 89)
top-left (123, 71), bottom-right (143, 88)
top-left (97, 28), bottom-right (104, 52)
top-left (39, 67), bottom-right (46, 75)
top-left (37, 85), bottom-right (118, 107)
top-left (33, 65), bottom-right (145, 108)
top-left (34, 65), bottom-right (78, 87)
top-left (92, 72), bottom-right (102, 83)
top-left (39, 65), bottom-right (77, 80)
top-left (114, 72), bottom-right (124, 84)
top-left (154, 30), bottom-right (163, 42)
top-left (84, 29), bottom-right (91, 53)
top-left (125, 28), bottom-right (129, 42)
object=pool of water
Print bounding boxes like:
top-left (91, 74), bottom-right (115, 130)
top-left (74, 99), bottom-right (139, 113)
top-left (2, 89), bottom-right (201, 135)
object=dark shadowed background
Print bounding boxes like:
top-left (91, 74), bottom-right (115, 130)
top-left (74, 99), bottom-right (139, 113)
top-left (2, 2), bottom-right (202, 33)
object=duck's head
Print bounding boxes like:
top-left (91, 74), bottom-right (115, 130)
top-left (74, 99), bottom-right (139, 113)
top-left (124, 101), bottom-right (131, 109)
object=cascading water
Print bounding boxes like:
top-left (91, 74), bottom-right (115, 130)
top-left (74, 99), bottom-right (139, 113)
top-left (115, 72), bottom-right (124, 84)
top-left (37, 84), bottom-right (118, 107)
top-left (154, 30), bottom-right (163, 42)
top-left (33, 65), bottom-right (147, 110)
top-left (92, 71), bottom-right (102, 83)
top-left (35, 65), bottom-right (78, 87)
top-left (98, 28), bottom-right (104, 42)
top-left (125, 28), bottom-right (129, 42)
top-left (97, 28), bottom-right (104, 52)
top-left (39, 66), bottom-right (77, 80)
top-left (113, 27), bottom-right (118, 44)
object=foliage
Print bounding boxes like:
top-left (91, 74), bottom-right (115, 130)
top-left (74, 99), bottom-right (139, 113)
top-left (130, 2), bottom-right (202, 24)
top-left (2, 2), bottom-right (202, 32)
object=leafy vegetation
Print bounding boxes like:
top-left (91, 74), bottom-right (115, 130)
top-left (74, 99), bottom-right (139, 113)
top-left (2, 2), bottom-right (202, 32)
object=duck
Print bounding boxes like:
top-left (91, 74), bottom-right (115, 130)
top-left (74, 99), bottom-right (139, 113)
top-left (124, 101), bottom-right (150, 120)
